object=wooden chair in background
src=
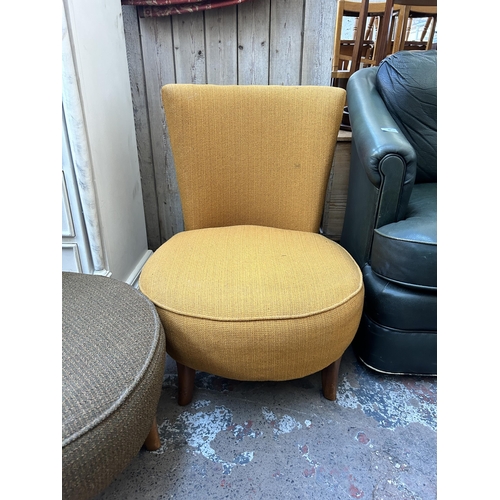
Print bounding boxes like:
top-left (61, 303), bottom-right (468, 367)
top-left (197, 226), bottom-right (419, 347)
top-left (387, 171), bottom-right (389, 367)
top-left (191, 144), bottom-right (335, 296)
top-left (391, 3), bottom-right (437, 53)
top-left (331, 0), bottom-right (437, 130)
top-left (374, 0), bottom-right (437, 65)
top-left (332, 0), bottom-right (394, 86)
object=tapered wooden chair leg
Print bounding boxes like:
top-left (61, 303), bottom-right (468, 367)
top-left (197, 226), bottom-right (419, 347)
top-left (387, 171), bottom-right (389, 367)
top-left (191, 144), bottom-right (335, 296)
top-left (321, 357), bottom-right (342, 401)
top-left (177, 362), bottom-right (195, 406)
top-left (144, 417), bottom-right (161, 451)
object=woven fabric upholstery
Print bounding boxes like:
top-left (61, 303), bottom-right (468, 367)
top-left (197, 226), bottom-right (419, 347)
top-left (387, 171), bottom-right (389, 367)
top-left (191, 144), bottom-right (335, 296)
top-left (62, 272), bottom-right (166, 500)
top-left (162, 84), bottom-right (346, 232)
top-left (140, 225), bottom-right (363, 380)
top-left (140, 84), bottom-right (362, 390)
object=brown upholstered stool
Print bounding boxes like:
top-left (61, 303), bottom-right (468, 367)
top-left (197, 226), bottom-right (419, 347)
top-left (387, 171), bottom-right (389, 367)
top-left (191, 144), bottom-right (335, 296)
top-left (62, 272), bottom-right (166, 500)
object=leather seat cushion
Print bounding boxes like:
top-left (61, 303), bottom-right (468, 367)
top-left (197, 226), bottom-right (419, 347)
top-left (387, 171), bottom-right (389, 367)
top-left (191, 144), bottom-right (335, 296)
top-left (362, 264), bottom-right (437, 331)
top-left (354, 314), bottom-right (437, 375)
top-left (371, 183), bottom-right (436, 289)
top-left (139, 225), bottom-right (364, 381)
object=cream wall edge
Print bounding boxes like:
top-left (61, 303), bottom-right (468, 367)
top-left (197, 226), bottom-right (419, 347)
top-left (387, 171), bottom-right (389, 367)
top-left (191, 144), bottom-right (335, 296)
top-left (62, 0), bottom-right (152, 285)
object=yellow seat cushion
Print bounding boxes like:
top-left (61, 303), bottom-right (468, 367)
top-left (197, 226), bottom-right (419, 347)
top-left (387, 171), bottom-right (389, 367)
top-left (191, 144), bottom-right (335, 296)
top-left (139, 225), bottom-right (364, 381)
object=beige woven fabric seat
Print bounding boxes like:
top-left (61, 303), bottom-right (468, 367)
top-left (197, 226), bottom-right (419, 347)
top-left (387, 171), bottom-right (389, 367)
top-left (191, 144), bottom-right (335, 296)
top-left (62, 272), bottom-right (166, 500)
top-left (140, 84), bottom-right (364, 405)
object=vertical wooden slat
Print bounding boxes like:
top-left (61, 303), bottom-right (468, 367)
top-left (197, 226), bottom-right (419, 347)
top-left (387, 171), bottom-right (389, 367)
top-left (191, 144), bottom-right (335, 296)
top-left (323, 131), bottom-right (352, 241)
top-left (321, 163), bottom-right (335, 236)
top-left (122, 6), bottom-right (161, 250)
top-left (172, 12), bottom-right (207, 84)
top-left (269, 0), bottom-right (304, 85)
top-left (140, 17), bottom-right (184, 243)
top-left (301, 0), bottom-right (336, 86)
top-left (205, 6), bottom-right (238, 84)
top-left (237, 0), bottom-right (271, 84)
top-left (349, 0), bottom-right (370, 73)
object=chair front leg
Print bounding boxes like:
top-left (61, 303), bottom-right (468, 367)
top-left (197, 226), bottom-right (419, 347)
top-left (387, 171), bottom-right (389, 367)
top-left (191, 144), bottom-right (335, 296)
top-left (321, 356), bottom-right (342, 401)
top-left (144, 416), bottom-right (161, 451)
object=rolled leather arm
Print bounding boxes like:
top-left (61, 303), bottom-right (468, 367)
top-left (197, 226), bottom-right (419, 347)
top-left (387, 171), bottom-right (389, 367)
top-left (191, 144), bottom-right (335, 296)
top-left (346, 67), bottom-right (417, 190)
top-left (341, 67), bottom-right (419, 265)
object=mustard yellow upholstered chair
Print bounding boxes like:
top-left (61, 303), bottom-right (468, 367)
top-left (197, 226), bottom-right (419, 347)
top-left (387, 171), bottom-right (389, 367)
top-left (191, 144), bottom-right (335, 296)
top-left (139, 84), bottom-right (364, 405)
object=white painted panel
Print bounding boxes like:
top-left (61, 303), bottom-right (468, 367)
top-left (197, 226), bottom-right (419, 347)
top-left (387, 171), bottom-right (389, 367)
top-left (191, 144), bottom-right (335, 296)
top-left (62, 244), bottom-right (82, 273)
top-left (64, 0), bottom-right (151, 281)
top-left (62, 108), bottom-right (94, 275)
top-left (62, 172), bottom-right (75, 238)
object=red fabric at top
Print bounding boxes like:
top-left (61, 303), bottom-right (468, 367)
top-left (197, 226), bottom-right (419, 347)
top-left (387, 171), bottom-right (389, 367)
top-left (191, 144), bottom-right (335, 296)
top-left (122, 0), bottom-right (213, 5)
top-left (121, 0), bottom-right (252, 17)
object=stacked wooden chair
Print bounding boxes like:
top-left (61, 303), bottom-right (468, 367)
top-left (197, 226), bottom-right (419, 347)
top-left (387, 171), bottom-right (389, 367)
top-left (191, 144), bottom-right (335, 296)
top-left (331, 0), bottom-right (437, 87)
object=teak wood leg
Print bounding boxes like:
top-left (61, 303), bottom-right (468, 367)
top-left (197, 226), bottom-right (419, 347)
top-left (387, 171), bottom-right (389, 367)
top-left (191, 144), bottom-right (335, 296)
top-left (144, 417), bottom-right (161, 451)
top-left (177, 361), bottom-right (195, 406)
top-left (321, 357), bottom-right (342, 401)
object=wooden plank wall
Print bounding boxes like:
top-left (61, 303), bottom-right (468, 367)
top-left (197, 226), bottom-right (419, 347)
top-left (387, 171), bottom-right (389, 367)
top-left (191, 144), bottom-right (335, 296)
top-left (122, 0), bottom-right (337, 250)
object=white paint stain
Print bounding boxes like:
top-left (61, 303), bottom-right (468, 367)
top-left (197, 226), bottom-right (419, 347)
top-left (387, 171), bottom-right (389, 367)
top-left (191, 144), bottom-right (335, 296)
top-left (232, 422), bottom-right (258, 441)
top-left (261, 407), bottom-right (276, 422)
top-left (298, 443), bottom-right (318, 467)
top-left (154, 404), bottom-right (315, 475)
top-left (278, 414), bottom-right (302, 434)
top-left (192, 399), bottom-right (211, 409)
top-left (336, 375), bottom-right (437, 431)
top-left (262, 407), bottom-right (305, 437)
top-left (154, 404), bottom-right (256, 474)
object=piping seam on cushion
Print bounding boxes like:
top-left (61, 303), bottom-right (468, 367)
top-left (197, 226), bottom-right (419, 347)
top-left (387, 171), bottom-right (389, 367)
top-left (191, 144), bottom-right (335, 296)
top-left (148, 281), bottom-right (364, 322)
top-left (62, 292), bottom-right (164, 448)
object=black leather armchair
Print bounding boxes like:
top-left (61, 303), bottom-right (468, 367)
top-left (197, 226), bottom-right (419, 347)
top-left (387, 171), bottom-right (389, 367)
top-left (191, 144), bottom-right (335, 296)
top-left (340, 50), bottom-right (437, 375)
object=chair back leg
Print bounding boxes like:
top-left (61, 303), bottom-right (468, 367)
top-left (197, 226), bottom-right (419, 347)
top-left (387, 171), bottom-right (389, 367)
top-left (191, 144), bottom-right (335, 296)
top-left (177, 362), bottom-right (196, 406)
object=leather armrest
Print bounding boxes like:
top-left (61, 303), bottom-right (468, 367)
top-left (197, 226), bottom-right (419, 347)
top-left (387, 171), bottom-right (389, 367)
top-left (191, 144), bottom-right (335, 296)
top-left (347, 67), bottom-right (417, 190)
top-left (340, 68), bottom-right (418, 266)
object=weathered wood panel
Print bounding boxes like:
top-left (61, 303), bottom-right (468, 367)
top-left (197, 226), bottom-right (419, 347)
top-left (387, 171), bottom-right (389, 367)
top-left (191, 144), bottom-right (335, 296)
top-left (269, 0), bottom-right (304, 85)
top-left (123, 0), bottom-right (339, 249)
top-left (140, 16), bottom-right (184, 243)
top-left (237, 0), bottom-right (270, 84)
top-left (172, 12), bottom-right (207, 84)
top-left (205, 6), bottom-right (238, 84)
top-left (302, 0), bottom-right (336, 86)
top-left (322, 131), bottom-right (352, 240)
top-left (122, 6), bottom-right (161, 250)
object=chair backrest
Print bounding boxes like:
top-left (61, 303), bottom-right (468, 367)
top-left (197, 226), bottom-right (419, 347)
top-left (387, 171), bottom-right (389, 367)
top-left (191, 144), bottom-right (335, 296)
top-left (161, 84), bottom-right (346, 233)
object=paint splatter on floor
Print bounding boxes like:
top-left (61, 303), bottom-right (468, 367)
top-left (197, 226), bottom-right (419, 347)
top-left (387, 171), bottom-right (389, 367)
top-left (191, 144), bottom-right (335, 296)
top-left (337, 363), bottom-right (437, 431)
top-left (96, 347), bottom-right (437, 500)
top-left (153, 402), bottom-right (257, 474)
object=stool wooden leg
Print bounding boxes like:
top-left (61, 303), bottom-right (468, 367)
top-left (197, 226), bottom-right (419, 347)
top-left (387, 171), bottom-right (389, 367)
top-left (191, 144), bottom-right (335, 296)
top-left (321, 356), bottom-right (342, 401)
top-left (144, 417), bottom-right (161, 451)
top-left (177, 362), bottom-right (195, 406)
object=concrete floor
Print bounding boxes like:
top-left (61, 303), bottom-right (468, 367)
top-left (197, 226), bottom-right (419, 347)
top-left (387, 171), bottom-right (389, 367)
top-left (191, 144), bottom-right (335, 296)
top-left (96, 346), bottom-right (437, 500)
